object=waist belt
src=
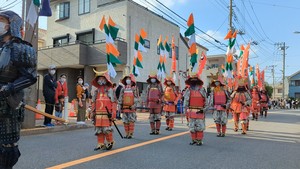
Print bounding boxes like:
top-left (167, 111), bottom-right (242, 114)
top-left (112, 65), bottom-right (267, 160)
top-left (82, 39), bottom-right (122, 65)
top-left (95, 113), bottom-right (108, 115)
top-left (2, 143), bottom-right (18, 148)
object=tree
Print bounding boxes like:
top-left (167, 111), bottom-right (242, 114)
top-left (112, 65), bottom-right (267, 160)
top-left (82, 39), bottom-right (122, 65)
top-left (264, 84), bottom-right (273, 98)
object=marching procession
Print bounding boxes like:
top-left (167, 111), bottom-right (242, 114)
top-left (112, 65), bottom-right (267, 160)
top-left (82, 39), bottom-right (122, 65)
top-left (1, 0), bottom-right (296, 167)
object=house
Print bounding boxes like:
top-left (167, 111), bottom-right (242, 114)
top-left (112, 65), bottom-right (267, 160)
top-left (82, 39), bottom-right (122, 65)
top-left (288, 70), bottom-right (300, 99)
top-left (38, 0), bottom-right (208, 100)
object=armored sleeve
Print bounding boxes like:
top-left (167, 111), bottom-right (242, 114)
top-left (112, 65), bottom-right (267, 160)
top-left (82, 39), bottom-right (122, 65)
top-left (133, 87), bottom-right (139, 106)
top-left (245, 92), bottom-right (252, 106)
top-left (208, 90), bottom-right (214, 107)
top-left (183, 88), bottom-right (190, 111)
top-left (199, 87), bottom-right (207, 108)
top-left (10, 41), bottom-right (37, 92)
top-left (118, 87), bottom-right (125, 105)
top-left (107, 88), bottom-right (115, 102)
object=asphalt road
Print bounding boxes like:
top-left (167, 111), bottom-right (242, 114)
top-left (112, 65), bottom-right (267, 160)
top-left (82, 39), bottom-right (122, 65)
top-left (15, 109), bottom-right (300, 169)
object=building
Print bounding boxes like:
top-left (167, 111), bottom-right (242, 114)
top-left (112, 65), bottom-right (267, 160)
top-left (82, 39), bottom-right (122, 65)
top-left (38, 28), bottom-right (47, 49)
top-left (273, 77), bottom-right (289, 99)
top-left (38, 0), bottom-right (208, 101)
top-left (288, 70), bottom-right (300, 99)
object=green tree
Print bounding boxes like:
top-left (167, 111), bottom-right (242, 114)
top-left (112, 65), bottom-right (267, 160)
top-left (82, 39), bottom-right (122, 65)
top-left (264, 84), bottom-right (273, 97)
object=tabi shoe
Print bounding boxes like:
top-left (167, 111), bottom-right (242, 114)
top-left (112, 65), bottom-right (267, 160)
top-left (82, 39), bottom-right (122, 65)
top-left (217, 133), bottom-right (222, 137)
top-left (196, 140), bottom-right (203, 146)
top-left (124, 135), bottom-right (129, 139)
top-left (241, 131), bottom-right (247, 135)
top-left (168, 128), bottom-right (173, 131)
top-left (221, 133), bottom-right (226, 137)
top-left (127, 133), bottom-right (133, 139)
top-left (94, 144), bottom-right (105, 151)
top-left (189, 140), bottom-right (197, 145)
top-left (155, 130), bottom-right (160, 135)
top-left (150, 131), bottom-right (156, 135)
top-left (234, 128), bottom-right (238, 132)
top-left (165, 127), bottom-right (170, 130)
top-left (106, 141), bottom-right (115, 150)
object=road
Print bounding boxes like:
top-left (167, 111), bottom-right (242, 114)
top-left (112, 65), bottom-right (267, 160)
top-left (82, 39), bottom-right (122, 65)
top-left (15, 109), bottom-right (300, 169)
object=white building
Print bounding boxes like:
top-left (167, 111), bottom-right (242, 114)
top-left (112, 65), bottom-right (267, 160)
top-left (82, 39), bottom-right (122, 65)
top-left (38, 0), bottom-right (208, 100)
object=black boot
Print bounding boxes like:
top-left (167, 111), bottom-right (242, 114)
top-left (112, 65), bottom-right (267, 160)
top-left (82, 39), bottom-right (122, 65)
top-left (106, 141), bottom-right (114, 150)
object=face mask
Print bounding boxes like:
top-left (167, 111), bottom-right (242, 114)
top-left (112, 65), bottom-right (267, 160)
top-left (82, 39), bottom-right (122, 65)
top-left (78, 80), bottom-right (83, 85)
top-left (97, 80), bottom-right (106, 85)
top-left (0, 22), bottom-right (8, 36)
top-left (60, 78), bottom-right (66, 83)
top-left (167, 81), bottom-right (172, 85)
top-left (49, 70), bottom-right (56, 75)
top-left (151, 78), bottom-right (156, 83)
top-left (215, 82), bottom-right (220, 86)
top-left (126, 79), bottom-right (131, 85)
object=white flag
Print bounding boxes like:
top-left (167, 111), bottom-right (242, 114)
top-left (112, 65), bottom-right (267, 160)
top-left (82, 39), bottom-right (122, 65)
top-left (26, 2), bottom-right (38, 27)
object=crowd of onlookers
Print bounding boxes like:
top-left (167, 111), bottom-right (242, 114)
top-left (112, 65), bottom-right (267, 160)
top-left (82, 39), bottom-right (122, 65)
top-left (270, 98), bottom-right (299, 110)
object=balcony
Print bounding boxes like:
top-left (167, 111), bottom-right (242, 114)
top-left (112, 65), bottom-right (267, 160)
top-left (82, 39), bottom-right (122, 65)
top-left (38, 39), bottom-right (127, 70)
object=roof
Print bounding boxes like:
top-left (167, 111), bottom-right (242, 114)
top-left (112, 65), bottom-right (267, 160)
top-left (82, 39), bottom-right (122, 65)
top-left (288, 70), bottom-right (300, 79)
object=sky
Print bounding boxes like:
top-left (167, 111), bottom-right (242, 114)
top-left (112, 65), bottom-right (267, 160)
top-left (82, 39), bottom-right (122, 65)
top-left (2, 0), bottom-right (300, 84)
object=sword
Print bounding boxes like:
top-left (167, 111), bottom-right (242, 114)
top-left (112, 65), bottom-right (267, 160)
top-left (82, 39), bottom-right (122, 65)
top-left (105, 106), bottom-right (124, 139)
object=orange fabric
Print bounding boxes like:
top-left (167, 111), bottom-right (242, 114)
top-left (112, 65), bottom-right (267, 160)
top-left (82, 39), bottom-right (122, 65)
top-left (196, 131), bottom-right (203, 140)
top-left (107, 43), bottom-right (120, 56)
top-left (187, 110), bottom-right (205, 119)
top-left (106, 132), bottom-right (114, 142)
top-left (157, 35), bottom-right (162, 46)
top-left (214, 90), bottom-right (226, 105)
top-left (190, 132), bottom-right (196, 140)
top-left (55, 81), bottom-right (68, 103)
top-left (169, 119), bottom-right (174, 128)
top-left (76, 84), bottom-right (84, 99)
top-left (97, 133), bottom-right (105, 144)
top-left (137, 51), bottom-right (143, 61)
top-left (171, 36), bottom-right (176, 72)
top-left (189, 43), bottom-right (197, 55)
top-left (224, 30), bottom-right (232, 40)
top-left (129, 122), bottom-right (135, 133)
top-left (216, 124), bottom-right (221, 133)
top-left (189, 90), bottom-right (205, 108)
top-left (140, 28), bottom-right (147, 39)
top-left (124, 123), bottom-right (129, 135)
top-left (187, 13), bottom-right (194, 27)
top-left (123, 89), bottom-right (134, 106)
top-left (232, 30), bottom-right (238, 38)
top-left (230, 93), bottom-right (247, 113)
top-left (164, 87), bottom-right (176, 102)
top-left (99, 16), bottom-right (106, 31)
top-left (108, 16), bottom-right (116, 27)
top-left (197, 52), bottom-right (207, 76)
top-left (135, 34), bottom-right (139, 43)
top-left (221, 125), bottom-right (226, 133)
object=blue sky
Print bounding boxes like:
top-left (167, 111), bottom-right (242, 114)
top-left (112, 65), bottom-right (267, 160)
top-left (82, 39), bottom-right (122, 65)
top-left (3, 0), bottom-right (300, 84)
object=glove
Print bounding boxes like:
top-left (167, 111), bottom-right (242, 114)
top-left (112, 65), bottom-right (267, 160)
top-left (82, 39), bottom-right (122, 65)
top-left (221, 104), bottom-right (227, 109)
top-left (0, 84), bottom-right (13, 99)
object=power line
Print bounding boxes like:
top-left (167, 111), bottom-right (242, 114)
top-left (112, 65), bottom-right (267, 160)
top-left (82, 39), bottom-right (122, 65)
top-left (154, 0), bottom-right (228, 47)
top-left (143, 0), bottom-right (226, 52)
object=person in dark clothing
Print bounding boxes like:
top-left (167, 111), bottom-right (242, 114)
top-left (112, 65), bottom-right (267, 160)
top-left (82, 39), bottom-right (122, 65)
top-left (115, 82), bottom-right (124, 119)
top-left (0, 11), bottom-right (37, 169)
top-left (43, 65), bottom-right (57, 126)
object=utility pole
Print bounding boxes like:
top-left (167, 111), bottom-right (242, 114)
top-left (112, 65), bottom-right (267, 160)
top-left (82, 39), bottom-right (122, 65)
top-left (270, 65), bottom-right (276, 99)
top-left (275, 42), bottom-right (288, 99)
top-left (229, 0), bottom-right (233, 31)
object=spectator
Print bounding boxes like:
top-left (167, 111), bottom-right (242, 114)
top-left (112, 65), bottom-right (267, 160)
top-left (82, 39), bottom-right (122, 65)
top-left (55, 74), bottom-right (68, 103)
top-left (55, 95), bottom-right (65, 125)
top-left (115, 81), bottom-right (124, 120)
top-left (43, 65), bottom-right (57, 127)
top-left (76, 76), bottom-right (86, 124)
top-left (83, 83), bottom-right (91, 107)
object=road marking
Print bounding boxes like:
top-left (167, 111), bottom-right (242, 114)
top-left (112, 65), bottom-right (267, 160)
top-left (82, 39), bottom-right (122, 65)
top-left (47, 122), bottom-right (218, 169)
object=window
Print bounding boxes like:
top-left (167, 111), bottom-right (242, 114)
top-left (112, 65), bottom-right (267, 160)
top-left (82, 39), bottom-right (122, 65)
top-left (58, 2), bottom-right (70, 20)
top-left (291, 80), bottom-right (295, 86)
top-left (295, 93), bottom-right (300, 99)
top-left (53, 34), bottom-right (69, 47)
top-left (144, 39), bottom-right (150, 49)
top-left (277, 89), bottom-right (282, 93)
top-left (295, 80), bottom-right (300, 86)
top-left (76, 29), bottom-right (95, 44)
top-left (79, 0), bottom-right (90, 15)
